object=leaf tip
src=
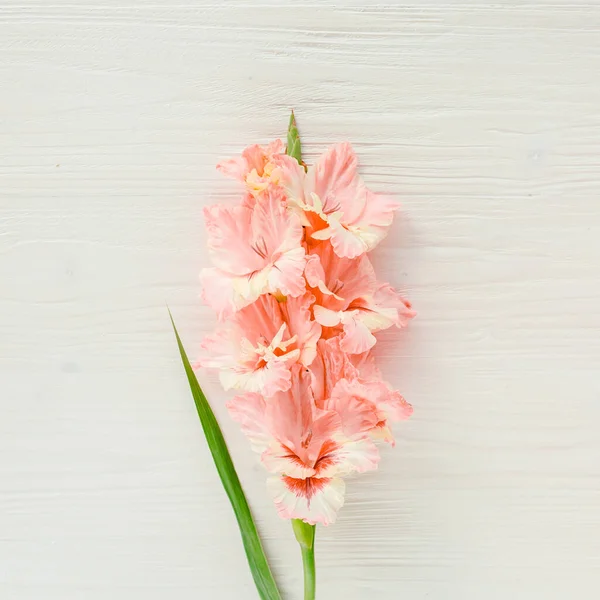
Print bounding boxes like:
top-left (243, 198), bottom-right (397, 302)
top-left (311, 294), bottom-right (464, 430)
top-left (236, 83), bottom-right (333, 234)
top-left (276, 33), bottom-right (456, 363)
top-left (286, 111), bottom-right (302, 164)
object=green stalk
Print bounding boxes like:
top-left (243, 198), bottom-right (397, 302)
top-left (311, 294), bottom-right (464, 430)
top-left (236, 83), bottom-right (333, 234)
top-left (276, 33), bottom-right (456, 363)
top-left (292, 519), bottom-right (316, 600)
top-left (287, 112), bottom-right (316, 600)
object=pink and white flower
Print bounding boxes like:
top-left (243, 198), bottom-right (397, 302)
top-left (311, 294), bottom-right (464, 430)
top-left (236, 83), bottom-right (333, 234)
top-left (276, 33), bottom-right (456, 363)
top-left (306, 242), bottom-right (416, 354)
top-left (198, 293), bottom-right (321, 397)
top-left (309, 338), bottom-right (412, 445)
top-left (228, 367), bottom-right (380, 525)
top-left (199, 121), bottom-right (414, 526)
top-left (200, 187), bottom-right (307, 319)
top-left (274, 142), bottom-right (399, 258)
top-left (326, 378), bottom-right (413, 446)
top-left (217, 139), bottom-right (285, 199)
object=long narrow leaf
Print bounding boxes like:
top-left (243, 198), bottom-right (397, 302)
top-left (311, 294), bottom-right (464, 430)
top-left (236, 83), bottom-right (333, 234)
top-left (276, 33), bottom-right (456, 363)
top-left (169, 310), bottom-right (282, 600)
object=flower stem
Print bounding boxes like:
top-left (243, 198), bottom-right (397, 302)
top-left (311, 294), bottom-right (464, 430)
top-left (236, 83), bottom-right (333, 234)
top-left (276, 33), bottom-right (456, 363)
top-left (292, 519), bottom-right (316, 600)
top-left (299, 543), bottom-right (315, 600)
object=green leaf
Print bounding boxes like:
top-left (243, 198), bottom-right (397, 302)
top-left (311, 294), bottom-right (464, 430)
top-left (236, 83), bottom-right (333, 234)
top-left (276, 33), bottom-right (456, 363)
top-left (168, 310), bottom-right (282, 600)
top-left (286, 110), bottom-right (303, 164)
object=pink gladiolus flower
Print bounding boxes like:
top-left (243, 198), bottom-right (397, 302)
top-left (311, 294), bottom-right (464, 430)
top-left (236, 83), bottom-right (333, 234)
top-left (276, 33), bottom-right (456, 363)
top-left (217, 139), bottom-right (285, 199)
top-left (228, 367), bottom-right (380, 525)
top-left (200, 187), bottom-right (307, 319)
top-left (274, 142), bottom-right (399, 258)
top-left (199, 124), bottom-right (414, 526)
top-left (306, 242), bottom-right (415, 354)
top-left (198, 293), bottom-right (321, 396)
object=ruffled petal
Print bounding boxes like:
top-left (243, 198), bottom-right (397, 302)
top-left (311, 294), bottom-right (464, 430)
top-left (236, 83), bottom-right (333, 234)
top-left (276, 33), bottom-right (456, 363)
top-left (226, 393), bottom-right (271, 453)
top-left (305, 142), bottom-right (360, 215)
top-left (328, 378), bottom-right (413, 446)
top-left (199, 267), bottom-right (238, 320)
top-left (233, 294), bottom-right (285, 345)
top-left (350, 283), bottom-right (416, 336)
top-left (374, 387), bottom-right (413, 423)
top-left (216, 156), bottom-right (248, 181)
top-left (325, 218), bottom-right (367, 259)
top-left (339, 312), bottom-right (377, 354)
top-left (315, 436), bottom-right (380, 478)
top-left (268, 246), bottom-right (307, 297)
top-left (325, 378), bottom-right (380, 438)
top-left (267, 475), bottom-right (346, 526)
top-left (309, 338), bottom-right (358, 405)
top-left (306, 244), bottom-right (376, 310)
top-left (342, 190), bottom-right (399, 254)
top-left (195, 327), bottom-right (236, 369)
top-left (217, 140), bottom-right (285, 183)
top-left (371, 283), bottom-right (416, 329)
top-left (261, 444), bottom-right (317, 479)
top-left (220, 357), bottom-right (293, 396)
top-left (201, 189), bottom-right (307, 316)
top-left (204, 204), bottom-right (264, 276)
top-left (264, 367), bottom-right (319, 452)
top-left (250, 188), bottom-right (304, 255)
top-left (272, 153), bottom-right (306, 206)
top-left (279, 294), bottom-right (322, 367)
top-left (313, 305), bottom-right (342, 328)
top-left (348, 348), bottom-right (381, 381)
top-left (301, 143), bottom-right (399, 257)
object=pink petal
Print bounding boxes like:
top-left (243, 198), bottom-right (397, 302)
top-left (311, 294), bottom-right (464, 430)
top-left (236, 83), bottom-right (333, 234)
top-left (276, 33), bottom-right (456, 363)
top-left (348, 349), bottom-right (381, 381)
top-left (306, 243), bottom-right (376, 310)
top-left (349, 190), bottom-right (399, 249)
top-left (216, 139), bottom-right (285, 189)
top-left (266, 139), bottom-right (285, 156)
top-left (233, 294), bottom-right (285, 347)
top-left (375, 387), bottom-right (413, 422)
top-left (272, 153), bottom-right (306, 204)
top-left (241, 144), bottom-right (269, 175)
top-left (196, 328), bottom-right (236, 369)
top-left (318, 218), bottom-right (367, 259)
top-left (327, 378), bottom-right (413, 446)
top-left (279, 293), bottom-right (322, 367)
top-left (302, 143), bottom-right (399, 257)
top-left (304, 253), bottom-right (327, 292)
top-left (313, 305), bottom-right (342, 328)
top-left (220, 358), bottom-right (293, 397)
top-left (306, 142), bottom-right (360, 215)
top-left (266, 369), bottom-right (340, 467)
top-left (315, 436), bottom-right (380, 478)
top-left (261, 444), bottom-right (317, 479)
top-left (339, 313), bottom-right (377, 354)
top-left (227, 393), bottom-right (271, 453)
top-left (267, 475), bottom-right (346, 525)
top-left (372, 283), bottom-right (416, 328)
top-left (350, 282), bottom-right (416, 335)
top-left (199, 267), bottom-right (238, 321)
top-left (325, 378), bottom-right (380, 438)
top-left (250, 188), bottom-right (304, 256)
top-left (204, 203), bottom-right (263, 276)
top-left (201, 189), bottom-right (307, 316)
top-left (268, 246), bottom-right (307, 298)
top-left (216, 156), bottom-right (248, 181)
top-left (308, 337), bottom-right (362, 405)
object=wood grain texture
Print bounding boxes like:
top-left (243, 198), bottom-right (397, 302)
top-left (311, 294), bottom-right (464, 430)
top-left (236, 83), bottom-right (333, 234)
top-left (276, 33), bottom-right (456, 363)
top-left (2, 1), bottom-right (600, 598)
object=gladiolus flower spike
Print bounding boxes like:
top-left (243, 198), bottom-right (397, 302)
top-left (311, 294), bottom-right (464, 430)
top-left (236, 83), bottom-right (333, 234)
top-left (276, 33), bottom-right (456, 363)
top-left (176, 113), bottom-right (415, 600)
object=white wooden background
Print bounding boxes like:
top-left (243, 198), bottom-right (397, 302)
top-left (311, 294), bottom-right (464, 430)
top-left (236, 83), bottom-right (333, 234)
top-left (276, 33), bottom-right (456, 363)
top-left (2, 1), bottom-right (600, 598)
